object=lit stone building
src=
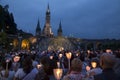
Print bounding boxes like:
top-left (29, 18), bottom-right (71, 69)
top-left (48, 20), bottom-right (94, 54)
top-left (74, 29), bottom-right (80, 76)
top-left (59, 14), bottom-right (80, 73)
top-left (35, 4), bottom-right (63, 38)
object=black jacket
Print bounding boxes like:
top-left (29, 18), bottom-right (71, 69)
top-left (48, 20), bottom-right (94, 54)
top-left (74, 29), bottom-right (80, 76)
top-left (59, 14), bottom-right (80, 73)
top-left (94, 68), bottom-right (119, 80)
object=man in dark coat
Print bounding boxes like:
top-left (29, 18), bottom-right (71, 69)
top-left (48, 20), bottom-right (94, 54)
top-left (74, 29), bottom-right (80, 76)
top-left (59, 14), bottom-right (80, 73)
top-left (94, 53), bottom-right (119, 80)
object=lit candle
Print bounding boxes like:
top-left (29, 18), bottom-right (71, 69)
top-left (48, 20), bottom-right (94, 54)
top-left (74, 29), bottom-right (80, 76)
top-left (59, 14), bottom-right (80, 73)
top-left (91, 62), bottom-right (97, 68)
top-left (53, 68), bottom-right (63, 80)
top-left (66, 52), bottom-right (72, 59)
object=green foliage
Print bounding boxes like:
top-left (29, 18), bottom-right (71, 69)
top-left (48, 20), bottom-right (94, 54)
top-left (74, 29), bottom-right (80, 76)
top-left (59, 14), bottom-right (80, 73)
top-left (0, 31), bottom-right (7, 44)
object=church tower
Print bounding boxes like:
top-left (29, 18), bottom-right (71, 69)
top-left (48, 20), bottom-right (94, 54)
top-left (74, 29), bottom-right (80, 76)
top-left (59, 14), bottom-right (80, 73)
top-left (42, 4), bottom-right (53, 37)
top-left (36, 19), bottom-right (41, 36)
top-left (57, 21), bottom-right (63, 36)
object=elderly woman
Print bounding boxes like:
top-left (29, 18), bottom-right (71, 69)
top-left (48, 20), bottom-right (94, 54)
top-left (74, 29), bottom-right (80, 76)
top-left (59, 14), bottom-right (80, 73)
top-left (62, 58), bottom-right (84, 80)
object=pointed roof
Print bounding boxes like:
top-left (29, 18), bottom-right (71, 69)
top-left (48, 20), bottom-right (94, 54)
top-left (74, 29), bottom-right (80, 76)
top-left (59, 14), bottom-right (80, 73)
top-left (46, 3), bottom-right (50, 14)
top-left (58, 21), bottom-right (62, 32)
top-left (36, 19), bottom-right (41, 31)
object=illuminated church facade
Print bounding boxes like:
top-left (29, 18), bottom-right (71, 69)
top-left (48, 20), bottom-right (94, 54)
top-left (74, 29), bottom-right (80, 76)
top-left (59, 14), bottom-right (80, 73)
top-left (35, 5), bottom-right (63, 38)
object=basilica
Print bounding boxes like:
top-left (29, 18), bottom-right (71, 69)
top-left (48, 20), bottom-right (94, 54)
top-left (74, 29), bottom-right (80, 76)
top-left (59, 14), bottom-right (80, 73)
top-left (0, 4), bottom-right (120, 52)
top-left (34, 5), bottom-right (74, 51)
top-left (35, 4), bottom-right (63, 38)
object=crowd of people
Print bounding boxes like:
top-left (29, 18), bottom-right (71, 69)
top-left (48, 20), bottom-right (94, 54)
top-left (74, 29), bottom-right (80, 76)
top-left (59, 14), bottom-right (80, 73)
top-left (0, 49), bottom-right (120, 80)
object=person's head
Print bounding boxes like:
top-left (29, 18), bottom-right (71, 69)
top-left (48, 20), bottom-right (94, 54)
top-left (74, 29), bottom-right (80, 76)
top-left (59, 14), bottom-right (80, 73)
top-left (100, 53), bottom-right (116, 69)
top-left (71, 58), bottom-right (82, 72)
top-left (22, 56), bottom-right (33, 74)
top-left (91, 58), bottom-right (100, 68)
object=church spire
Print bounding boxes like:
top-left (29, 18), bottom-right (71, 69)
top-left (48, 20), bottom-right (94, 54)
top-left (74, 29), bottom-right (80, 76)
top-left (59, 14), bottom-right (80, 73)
top-left (36, 19), bottom-right (41, 36)
top-left (46, 3), bottom-right (50, 14)
top-left (42, 4), bottom-right (53, 37)
top-left (57, 21), bottom-right (63, 36)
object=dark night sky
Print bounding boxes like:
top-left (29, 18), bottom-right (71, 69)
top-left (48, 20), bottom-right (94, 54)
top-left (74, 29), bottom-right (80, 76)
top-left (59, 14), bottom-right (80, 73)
top-left (1, 0), bottom-right (120, 39)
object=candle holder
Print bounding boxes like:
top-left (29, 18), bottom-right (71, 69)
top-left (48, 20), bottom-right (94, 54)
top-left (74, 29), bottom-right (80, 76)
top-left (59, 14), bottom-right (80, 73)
top-left (66, 52), bottom-right (72, 70)
top-left (53, 68), bottom-right (63, 80)
top-left (91, 62), bottom-right (97, 68)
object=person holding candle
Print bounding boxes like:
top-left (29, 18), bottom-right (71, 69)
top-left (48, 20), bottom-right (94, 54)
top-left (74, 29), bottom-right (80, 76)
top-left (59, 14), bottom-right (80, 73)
top-left (85, 58), bottom-right (102, 80)
top-left (14, 56), bottom-right (38, 80)
top-left (0, 59), bottom-right (15, 80)
top-left (62, 58), bottom-right (84, 80)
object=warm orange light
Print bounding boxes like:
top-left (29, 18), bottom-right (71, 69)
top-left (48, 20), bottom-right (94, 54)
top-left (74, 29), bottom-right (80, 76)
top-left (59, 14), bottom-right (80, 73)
top-left (66, 52), bottom-right (72, 59)
top-left (91, 62), bottom-right (97, 68)
top-left (53, 68), bottom-right (63, 80)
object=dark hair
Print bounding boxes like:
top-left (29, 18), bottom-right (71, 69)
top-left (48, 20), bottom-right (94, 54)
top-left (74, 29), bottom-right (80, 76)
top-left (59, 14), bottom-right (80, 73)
top-left (22, 56), bottom-right (33, 74)
top-left (90, 58), bottom-right (100, 68)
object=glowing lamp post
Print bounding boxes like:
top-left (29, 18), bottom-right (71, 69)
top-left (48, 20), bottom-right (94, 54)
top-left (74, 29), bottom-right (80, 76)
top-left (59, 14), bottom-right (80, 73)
top-left (66, 52), bottom-right (72, 70)
top-left (91, 62), bottom-right (97, 68)
top-left (53, 68), bottom-right (63, 80)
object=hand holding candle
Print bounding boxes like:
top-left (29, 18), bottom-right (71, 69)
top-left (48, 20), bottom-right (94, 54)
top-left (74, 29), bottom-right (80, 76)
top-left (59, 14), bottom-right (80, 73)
top-left (53, 68), bottom-right (63, 80)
